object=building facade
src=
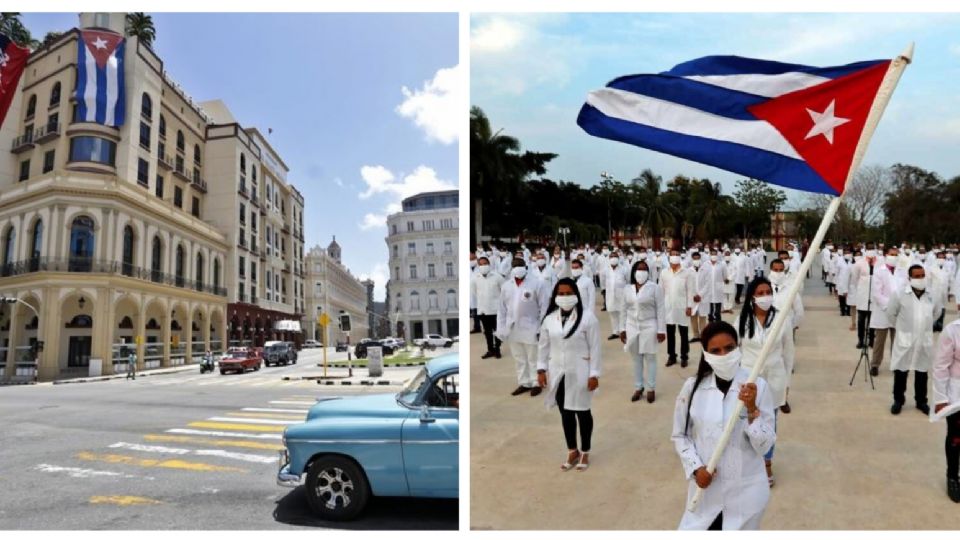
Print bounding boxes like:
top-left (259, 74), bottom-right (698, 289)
top-left (303, 238), bottom-right (369, 346)
top-left (385, 190), bottom-right (459, 340)
top-left (0, 13), bottom-right (301, 381)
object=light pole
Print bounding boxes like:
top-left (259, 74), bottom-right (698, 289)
top-left (600, 171), bottom-right (614, 240)
top-left (558, 227), bottom-right (570, 247)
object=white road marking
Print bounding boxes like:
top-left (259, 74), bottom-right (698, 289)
top-left (109, 442), bottom-right (190, 455)
top-left (34, 464), bottom-right (148, 479)
top-left (206, 416), bottom-right (300, 425)
top-left (241, 407), bottom-right (310, 414)
top-left (165, 428), bottom-right (281, 440)
top-left (109, 442), bottom-right (276, 464)
top-left (269, 401), bottom-right (316, 406)
top-left (197, 379), bottom-right (230, 386)
top-left (194, 449), bottom-right (277, 464)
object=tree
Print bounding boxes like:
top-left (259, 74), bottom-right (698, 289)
top-left (125, 12), bottom-right (156, 49)
top-left (733, 178), bottom-right (787, 240)
top-left (40, 30), bottom-right (64, 48)
top-left (630, 169), bottom-right (676, 246)
top-left (0, 13), bottom-right (39, 49)
top-left (882, 163), bottom-right (945, 244)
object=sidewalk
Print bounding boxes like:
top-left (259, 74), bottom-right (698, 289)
top-left (470, 268), bottom-right (960, 530)
top-left (39, 364), bottom-right (199, 386)
top-left (283, 365), bottom-right (422, 387)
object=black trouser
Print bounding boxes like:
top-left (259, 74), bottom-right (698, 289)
top-left (735, 283), bottom-right (744, 304)
top-left (839, 294), bottom-right (849, 316)
top-left (666, 324), bottom-right (689, 363)
top-left (709, 512), bottom-right (723, 530)
top-left (857, 310), bottom-right (874, 347)
top-left (601, 289), bottom-right (607, 310)
top-left (934, 309), bottom-right (946, 333)
top-left (708, 303), bottom-right (722, 323)
top-left (947, 411), bottom-right (960, 480)
top-left (893, 369), bottom-right (928, 407)
top-left (478, 314), bottom-right (501, 353)
top-left (470, 308), bottom-right (482, 332)
top-left (556, 376), bottom-right (593, 452)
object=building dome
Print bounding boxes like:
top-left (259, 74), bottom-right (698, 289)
top-left (327, 235), bottom-right (342, 263)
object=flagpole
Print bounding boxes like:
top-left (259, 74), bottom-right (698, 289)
top-left (687, 43), bottom-right (914, 513)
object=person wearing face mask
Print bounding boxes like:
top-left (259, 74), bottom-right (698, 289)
top-left (472, 256), bottom-right (505, 359)
top-left (619, 260), bottom-right (667, 403)
top-left (928, 252), bottom-right (949, 333)
top-left (851, 244), bottom-right (878, 350)
top-left (537, 278), bottom-right (602, 472)
top-left (733, 248), bottom-right (747, 305)
top-left (604, 252), bottom-right (628, 341)
top-left (722, 250), bottom-right (736, 313)
top-left (570, 259), bottom-right (596, 315)
top-left (671, 321), bottom-right (776, 530)
top-left (532, 251), bottom-right (555, 287)
top-left (703, 250), bottom-right (727, 323)
top-left (662, 249), bottom-right (696, 368)
top-left (835, 249), bottom-right (853, 317)
top-left (870, 247), bottom-right (909, 377)
top-left (497, 258), bottom-right (552, 397)
top-left (885, 265), bottom-right (937, 416)
top-left (596, 246), bottom-right (611, 312)
top-left (946, 252), bottom-right (959, 300)
top-left (470, 253), bottom-right (482, 334)
top-left (551, 246), bottom-right (569, 280)
top-left (932, 318), bottom-right (960, 502)
top-left (821, 242), bottom-right (832, 285)
top-left (689, 252), bottom-right (710, 343)
top-left (768, 259), bottom-right (802, 414)
top-left (847, 250), bottom-right (862, 331)
top-left (737, 277), bottom-right (791, 486)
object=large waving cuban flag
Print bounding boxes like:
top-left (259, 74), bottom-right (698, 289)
top-left (577, 56), bottom-right (892, 195)
top-left (75, 29), bottom-right (126, 127)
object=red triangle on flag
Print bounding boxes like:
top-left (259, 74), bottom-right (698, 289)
top-left (747, 61), bottom-right (890, 195)
top-left (81, 30), bottom-right (124, 70)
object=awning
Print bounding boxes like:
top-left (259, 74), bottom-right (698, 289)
top-left (275, 320), bottom-right (302, 332)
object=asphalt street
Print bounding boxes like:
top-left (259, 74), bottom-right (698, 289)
top-left (0, 349), bottom-right (457, 530)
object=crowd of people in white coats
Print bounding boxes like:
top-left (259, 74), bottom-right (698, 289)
top-left (470, 238), bottom-right (960, 529)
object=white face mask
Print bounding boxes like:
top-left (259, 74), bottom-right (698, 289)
top-left (754, 294), bottom-right (774, 311)
top-left (854, 256), bottom-right (864, 263)
top-left (885, 255), bottom-right (898, 267)
top-left (635, 270), bottom-right (649, 284)
top-left (949, 254), bottom-right (956, 260)
top-left (704, 348), bottom-right (742, 381)
top-left (937, 259), bottom-right (945, 268)
top-left (724, 256), bottom-right (731, 262)
top-left (710, 255), bottom-right (719, 263)
top-left (610, 257), bottom-right (620, 266)
top-left (844, 255), bottom-right (852, 262)
top-left (865, 250), bottom-right (877, 258)
top-left (571, 268), bottom-right (584, 278)
top-left (478, 264), bottom-right (491, 275)
top-left (536, 259), bottom-right (547, 268)
top-left (692, 259), bottom-right (702, 268)
top-left (470, 260), bottom-right (477, 269)
top-left (511, 267), bottom-right (527, 280)
top-left (768, 271), bottom-right (784, 285)
top-left (910, 278), bottom-right (926, 291)
top-left (734, 249), bottom-right (741, 254)
top-left (602, 250), bottom-right (610, 256)
top-left (669, 256), bottom-right (681, 265)
top-left (555, 295), bottom-right (579, 310)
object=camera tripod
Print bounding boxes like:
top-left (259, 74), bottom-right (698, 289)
top-left (849, 265), bottom-right (875, 389)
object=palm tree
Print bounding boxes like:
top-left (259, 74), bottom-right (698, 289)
top-left (690, 179), bottom-right (732, 240)
top-left (631, 169), bottom-right (676, 247)
top-left (41, 30), bottom-right (64, 48)
top-left (125, 12), bottom-right (156, 49)
top-left (0, 13), bottom-right (39, 49)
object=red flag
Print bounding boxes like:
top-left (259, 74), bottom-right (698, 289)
top-left (0, 33), bottom-right (30, 130)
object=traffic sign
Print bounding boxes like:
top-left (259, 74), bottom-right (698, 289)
top-left (318, 313), bottom-right (331, 327)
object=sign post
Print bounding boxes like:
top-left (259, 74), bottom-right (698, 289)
top-left (318, 312), bottom-right (331, 377)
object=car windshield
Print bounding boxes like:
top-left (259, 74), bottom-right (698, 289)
top-left (397, 367), bottom-right (430, 406)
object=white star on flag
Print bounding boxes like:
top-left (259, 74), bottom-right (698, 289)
top-left (804, 99), bottom-right (850, 145)
top-left (92, 36), bottom-right (108, 50)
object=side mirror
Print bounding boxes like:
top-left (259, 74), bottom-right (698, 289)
top-left (419, 404), bottom-right (435, 424)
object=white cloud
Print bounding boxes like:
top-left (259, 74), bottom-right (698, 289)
top-left (396, 65), bottom-right (460, 145)
top-left (358, 165), bottom-right (396, 199)
top-left (356, 165), bottom-right (455, 233)
top-left (359, 213), bottom-right (387, 231)
top-left (471, 18), bottom-right (524, 54)
top-left (333, 177), bottom-right (344, 188)
top-left (358, 263), bottom-right (390, 301)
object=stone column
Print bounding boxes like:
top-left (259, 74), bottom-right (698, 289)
top-left (185, 306), bottom-right (193, 364)
top-left (93, 289), bottom-right (115, 375)
top-left (202, 307), bottom-right (211, 353)
top-left (136, 300), bottom-right (147, 372)
top-left (38, 288), bottom-right (61, 381)
top-left (161, 306), bottom-right (171, 368)
top-left (4, 300), bottom-right (21, 381)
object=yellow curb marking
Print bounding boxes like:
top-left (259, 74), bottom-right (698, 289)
top-left (76, 452), bottom-right (245, 473)
top-left (226, 412), bottom-right (305, 420)
top-left (187, 421), bottom-right (285, 432)
top-left (90, 495), bottom-right (162, 506)
top-left (143, 434), bottom-right (284, 451)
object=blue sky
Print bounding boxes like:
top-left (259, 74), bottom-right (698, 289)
top-left (472, 13), bottom-right (960, 206)
top-left (23, 12), bottom-right (459, 300)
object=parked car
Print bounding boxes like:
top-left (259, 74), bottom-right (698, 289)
top-left (302, 340), bottom-right (321, 349)
top-left (381, 337), bottom-right (405, 350)
top-left (219, 347), bottom-right (262, 375)
top-left (335, 342), bottom-right (349, 352)
top-left (278, 353), bottom-right (459, 520)
top-left (264, 341), bottom-right (297, 367)
top-left (413, 334), bottom-right (454, 349)
top-left (354, 339), bottom-right (395, 359)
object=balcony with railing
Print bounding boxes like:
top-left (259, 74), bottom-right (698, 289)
top-left (11, 131), bottom-right (34, 153)
top-left (191, 171), bottom-right (207, 193)
top-left (238, 185), bottom-right (249, 199)
top-left (0, 257), bottom-right (227, 296)
top-left (158, 153), bottom-right (174, 170)
top-left (34, 121), bottom-right (60, 145)
top-left (173, 157), bottom-right (189, 182)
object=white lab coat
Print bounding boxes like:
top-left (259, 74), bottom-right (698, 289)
top-left (575, 273), bottom-right (596, 314)
top-left (933, 320), bottom-right (960, 414)
top-left (537, 308), bottom-right (602, 411)
top-left (496, 275), bottom-right (551, 345)
top-left (732, 254), bottom-right (747, 286)
top-left (472, 270), bottom-right (505, 316)
top-left (886, 287), bottom-right (937, 372)
top-left (690, 266), bottom-right (711, 317)
top-left (701, 262), bottom-right (726, 303)
top-left (532, 263), bottom-right (555, 288)
top-left (604, 265), bottom-right (628, 312)
top-left (928, 264), bottom-right (949, 315)
top-left (596, 254), bottom-right (610, 290)
top-left (870, 265), bottom-right (907, 330)
top-left (662, 266), bottom-right (695, 326)
top-left (850, 259), bottom-right (876, 310)
top-left (835, 258), bottom-right (852, 295)
top-left (551, 256), bottom-right (569, 280)
top-left (671, 368), bottom-right (776, 530)
top-left (738, 312), bottom-right (791, 407)
top-left (619, 281), bottom-right (666, 355)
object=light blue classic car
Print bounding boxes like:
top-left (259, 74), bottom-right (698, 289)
top-left (277, 353), bottom-right (459, 520)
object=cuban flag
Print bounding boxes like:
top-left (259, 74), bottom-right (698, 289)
top-left (0, 33), bottom-right (30, 130)
top-left (577, 56), bottom-right (893, 195)
top-left (76, 29), bottom-right (126, 127)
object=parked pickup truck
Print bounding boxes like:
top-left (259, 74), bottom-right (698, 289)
top-left (413, 334), bottom-right (454, 349)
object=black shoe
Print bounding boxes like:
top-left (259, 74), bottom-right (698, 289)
top-left (870, 367), bottom-right (879, 377)
top-left (689, 337), bottom-right (700, 344)
top-left (529, 386), bottom-right (542, 397)
top-left (470, 330), bottom-right (482, 334)
top-left (680, 358), bottom-right (689, 368)
top-left (601, 307), bottom-right (607, 312)
top-left (918, 403), bottom-right (931, 415)
top-left (511, 386), bottom-right (531, 396)
top-left (665, 358), bottom-right (677, 367)
top-left (494, 351), bottom-right (502, 359)
top-left (481, 352), bottom-right (495, 359)
top-left (607, 334), bottom-right (619, 340)
top-left (856, 342), bottom-right (864, 349)
top-left (948, 478), bottom-right (960, 503)
top-left (891, 402), bottom-right (903, 415)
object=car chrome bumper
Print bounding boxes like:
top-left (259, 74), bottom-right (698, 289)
top-left (276, 450), bottom-right (301, 488)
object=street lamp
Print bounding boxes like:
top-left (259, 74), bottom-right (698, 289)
top-left (558, 227), bottom-right (570, 247)
top-left (600, 171), bottom-right (614, 240)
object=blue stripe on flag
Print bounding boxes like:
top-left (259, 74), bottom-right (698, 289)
top-left (113, 40), bottom-right (126, 126)
top-left (662, 55), bottom-right (887, 79)
top-left (607, 74), bottom-right (767, 121)
top-left (76, 40), bottom-right (87, 122)
top-left (94, 57), bottom-right (107, 125)
top-left (576, 103), bottom-right (838, 195)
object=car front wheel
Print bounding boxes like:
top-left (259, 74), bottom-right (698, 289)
top-left (305, 455), bottom-right (370, 521)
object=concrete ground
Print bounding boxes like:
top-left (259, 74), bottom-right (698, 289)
top-left (470, 264), bottom-right (960, 530)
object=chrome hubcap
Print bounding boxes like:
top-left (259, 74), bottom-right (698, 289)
top-left (315, 467), bottom-right (354, 510)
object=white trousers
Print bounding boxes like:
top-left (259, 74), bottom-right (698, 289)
top-left (509, 341), bottom-right (538, 387)
top-left (608, 310), bottom-right (622, 337)
top-left (783, 327), bottom-right (797, 387)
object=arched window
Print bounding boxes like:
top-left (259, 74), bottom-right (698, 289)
top-left (240, 153), bottom-right (246, 174)
top-left (141, 93), bottom-right (152, 120)
top-left (159, 115), bottom-right (166, 139)
top-left (213, 258), bottom-right (221, 291)
top-left (395, 293), bottom-right (402, 313)
top-left (68, 216), bottom-right (95, 272)
top-left (175, 244), bottom-right (185, 287)
top-left (194, 144), bottom-right (201, 166)
top-left (151, 236), bottom-right (163, 282)
top-left (50, 83), bottom-right (61, 107)
top-left (29, 219), bottom-right (43, 271)
top-left (26, 95), bottom-right (36, 118)
top-left (410, 291), bottom-right (420, 311)
top-left (428, 290), bottom-right (439, 310)
top-left (195, 252), bottom-right (204, 290)
top-left (122, 225), bottom-right (135, 276)
top-left (176, 130), bottom-right (184, 153)
top-left (446, 289), bottom-right (458, 310)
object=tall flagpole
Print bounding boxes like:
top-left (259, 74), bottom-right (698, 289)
top-left (687, 43), bottom-right (914, 512)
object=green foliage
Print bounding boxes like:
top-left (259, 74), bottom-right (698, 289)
top-left (732, 178), bottom-right (787, 239)
top-left (125, 12), bottom-right (156, 49)
top-left (1, 13), bottom-right (39, 49)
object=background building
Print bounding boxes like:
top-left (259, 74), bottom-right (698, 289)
top-left (385, 190), bottom-right (458, 340)
top-left (303, 238), bottom-right (369, 346)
